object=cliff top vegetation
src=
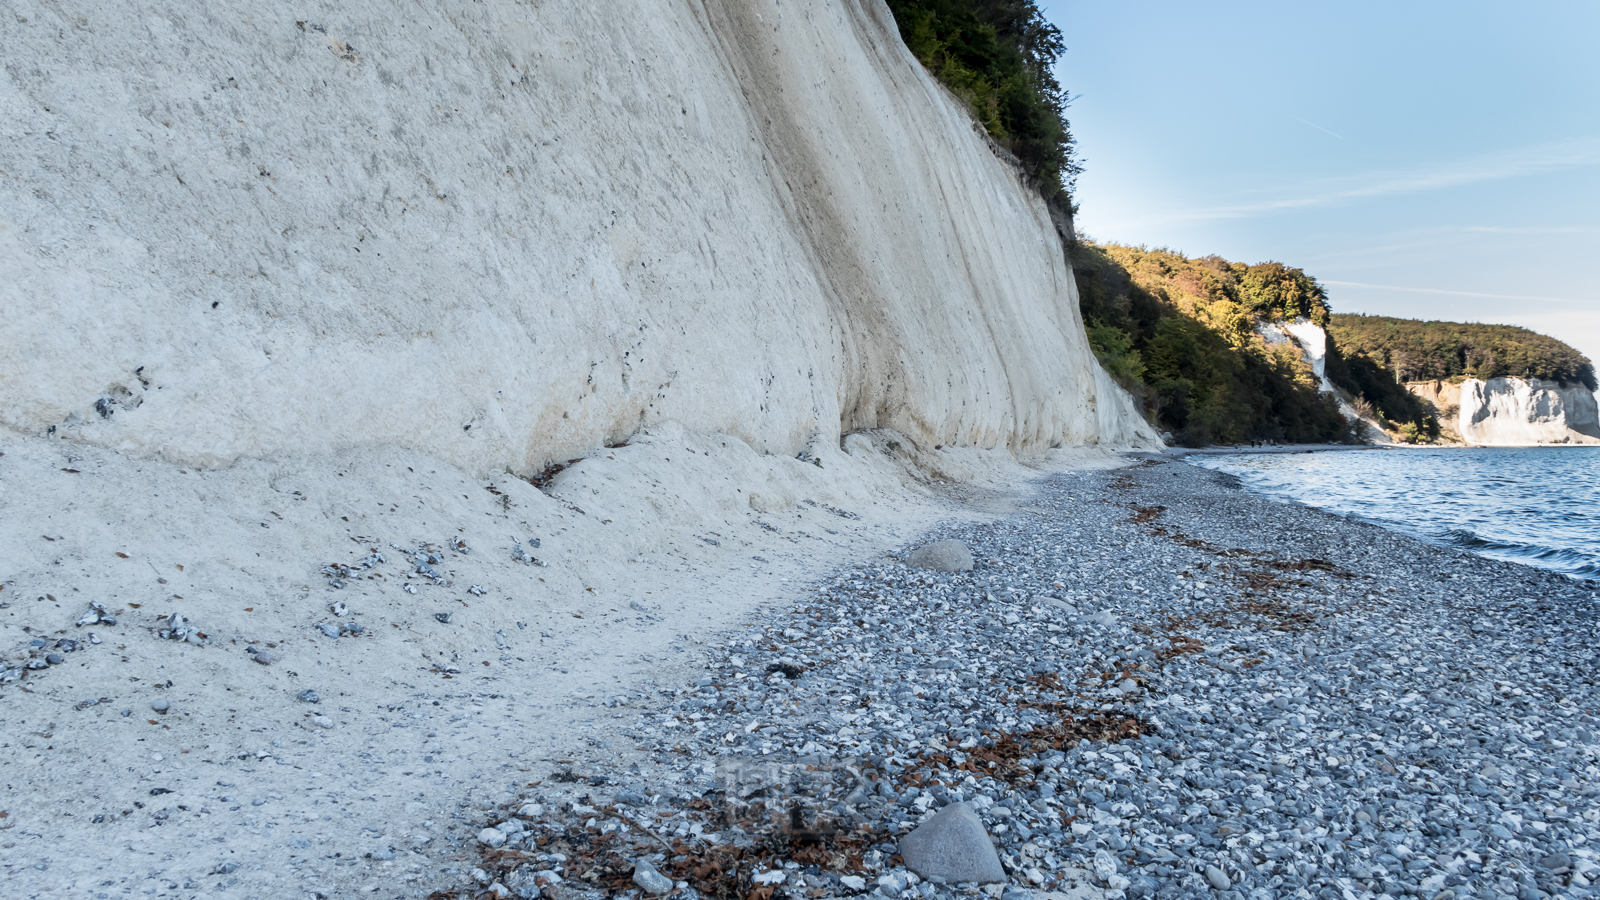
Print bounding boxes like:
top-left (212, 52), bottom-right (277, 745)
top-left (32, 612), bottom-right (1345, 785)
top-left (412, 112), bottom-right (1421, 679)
top-left (1328, 315), bottom-right (1597, 392)
top-left (1079, 244), bottom-right (1333, 328)
top-left (1073, 243), bottom-right (1438, 446)
top-left (885, 0), bottom-right (1080, 200)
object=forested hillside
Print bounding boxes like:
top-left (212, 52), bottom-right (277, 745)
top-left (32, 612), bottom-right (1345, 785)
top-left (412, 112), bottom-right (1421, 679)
top-left (1072, 243), bottom-right (1438, 445)
top-left (1329, 315), bottom-right (1597, 391)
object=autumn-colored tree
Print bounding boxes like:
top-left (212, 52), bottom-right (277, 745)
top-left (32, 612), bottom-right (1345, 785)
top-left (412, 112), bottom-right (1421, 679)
top-left (1072, 242), bottom-right (1438, 445)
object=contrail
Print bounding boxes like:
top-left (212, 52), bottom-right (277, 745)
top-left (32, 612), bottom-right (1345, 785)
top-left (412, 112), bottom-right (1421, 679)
top-left (1290, 115), bottom-right (1345, 141)
top-left (1108, 136), bottom-right (1600, 226)
top-left (1321, 280), bottom-right (1584, 305)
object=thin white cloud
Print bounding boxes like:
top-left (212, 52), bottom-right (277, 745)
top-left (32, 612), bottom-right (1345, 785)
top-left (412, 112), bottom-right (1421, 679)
top-left (1321, 279), bottom-right (1588, 305)
top-left (1127, 137), bottom-right (1600, 226)
top-left (1294, 238), bottom-right (1456, 265)
top-left (1461, 225), bottom-right (1600, 235)
top-left (1292, 225), bottom-right (1600, 265)
top-left (1289, 115), bottom-right (1344, 141)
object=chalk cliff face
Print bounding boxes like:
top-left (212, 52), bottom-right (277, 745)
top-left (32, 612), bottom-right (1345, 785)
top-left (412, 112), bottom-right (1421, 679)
top-left (1259, 319), bottom-right (1330, 384)
top-left (1409, 378), bottom-right (1600, 445)
top-left (1258, 319), bottom-right (1334, 388)
top-left (0, 0), bottom-right (1157, 473)
top-left (1257, 318), bottom-right (1361, 420)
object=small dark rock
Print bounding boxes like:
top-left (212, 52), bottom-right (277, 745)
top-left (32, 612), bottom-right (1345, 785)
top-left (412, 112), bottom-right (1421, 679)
top-left (766, 662), bottom-right (805, 679)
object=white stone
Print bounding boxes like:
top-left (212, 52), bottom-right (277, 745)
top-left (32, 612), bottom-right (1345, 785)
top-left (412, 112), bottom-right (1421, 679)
top-left (1092, 849), bottom-right (1117, 882)
top-left (1257, 318), bottom-right (1363, 421)
top-left (1459, 377), bottom-right (1600, 445)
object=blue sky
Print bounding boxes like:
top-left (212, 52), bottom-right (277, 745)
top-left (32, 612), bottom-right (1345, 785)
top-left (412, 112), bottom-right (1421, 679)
top-left (1039, 0), bottom-right (1600, 387)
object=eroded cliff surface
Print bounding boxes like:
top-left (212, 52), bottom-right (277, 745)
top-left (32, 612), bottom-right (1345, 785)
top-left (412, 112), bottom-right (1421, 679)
top-left (1409, 378), bottom-right (1600, 445)
top-left (0, 0), bottom-right (1156, 473)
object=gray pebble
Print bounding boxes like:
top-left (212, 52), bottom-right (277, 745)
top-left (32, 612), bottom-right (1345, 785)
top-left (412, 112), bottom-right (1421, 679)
top-left (898, 803), bottom-right (1005, 884)
top-left (906, 539), bottom-right (975, 573)
top-left (632, 860), bottom-right (675, 895)
top-left (462, 460), bottom-right (1600, 900)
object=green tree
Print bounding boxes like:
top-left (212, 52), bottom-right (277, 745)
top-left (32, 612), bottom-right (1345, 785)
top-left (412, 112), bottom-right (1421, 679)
top-left (1086, 321), bottom-right (1145, 390)
top-left (1328, 314), bottom-right (1595, 390)
top-left (885, 0), bottom-right (1081, 199)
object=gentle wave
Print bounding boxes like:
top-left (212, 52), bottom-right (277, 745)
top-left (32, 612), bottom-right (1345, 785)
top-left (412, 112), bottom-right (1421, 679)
top-left (1441, 530), bottom-right (1598, 575)
top-left (1190, 446), bottom-right (1600, 582)
top-left (1439, 528), bottom-right (1520, 551)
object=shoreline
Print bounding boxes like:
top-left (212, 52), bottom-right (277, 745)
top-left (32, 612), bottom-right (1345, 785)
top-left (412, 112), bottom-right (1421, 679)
top-left (1178, 448), bottom-right (1600, 587)
top-left (1171, 442), bottom-right (1600, 457)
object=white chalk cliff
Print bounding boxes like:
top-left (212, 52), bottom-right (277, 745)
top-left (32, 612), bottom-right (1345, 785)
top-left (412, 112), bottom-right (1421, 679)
top-left (0, 7), bottom-right (1162, 891)
top-left (1257, 318), bottom-right (1361, 421)
top-left (1409, 378), bottom-right (1600, 446)
top-left (0, 0), bottom-right (1157, 474)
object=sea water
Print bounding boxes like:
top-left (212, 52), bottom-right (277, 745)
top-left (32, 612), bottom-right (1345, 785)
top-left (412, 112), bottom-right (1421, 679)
top-left (1190, 446), bottom-right (1600, 581)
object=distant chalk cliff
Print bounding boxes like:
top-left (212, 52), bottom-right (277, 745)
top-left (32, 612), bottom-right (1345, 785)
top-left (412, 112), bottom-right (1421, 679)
top-left (1409, 378), bottom-right (1600, 446)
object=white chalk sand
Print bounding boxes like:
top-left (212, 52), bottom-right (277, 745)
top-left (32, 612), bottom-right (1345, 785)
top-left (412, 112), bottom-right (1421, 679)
top-left (0, 423), bottom-right (1130, 897)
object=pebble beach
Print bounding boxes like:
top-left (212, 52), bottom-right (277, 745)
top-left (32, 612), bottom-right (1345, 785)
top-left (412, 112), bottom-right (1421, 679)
top-left (7, 450), bottom-right (1600, 900)
top-left (462, 455), bottom-right (1600, 900)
